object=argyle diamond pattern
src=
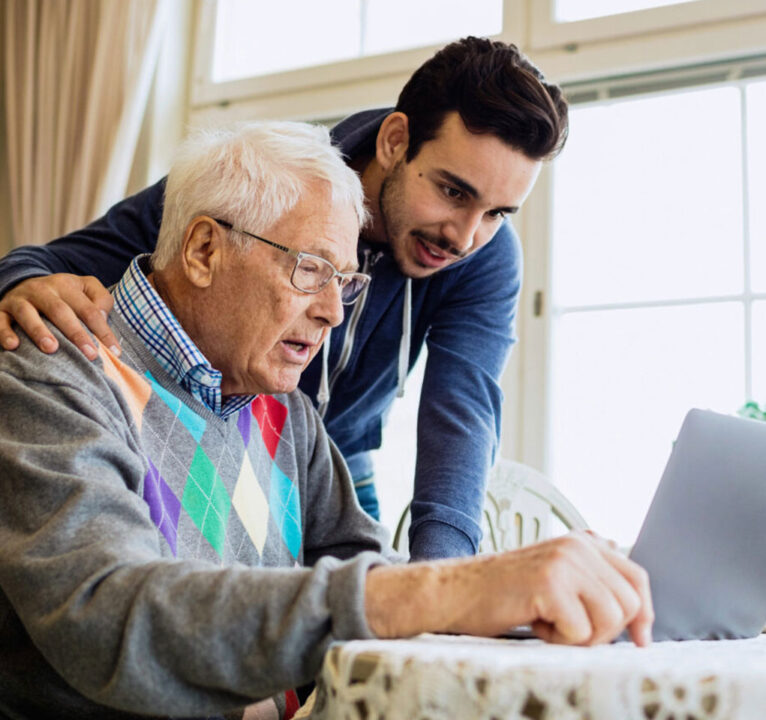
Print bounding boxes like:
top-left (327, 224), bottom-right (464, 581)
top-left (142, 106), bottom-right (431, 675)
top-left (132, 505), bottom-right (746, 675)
top-left (182, 446), bottom-right (232, 556)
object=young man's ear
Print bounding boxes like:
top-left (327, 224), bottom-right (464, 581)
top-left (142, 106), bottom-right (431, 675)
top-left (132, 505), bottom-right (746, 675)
top-left (181, 216), bottom-right (225, 289)
top-left (376, 112), bottom-right (410, 171)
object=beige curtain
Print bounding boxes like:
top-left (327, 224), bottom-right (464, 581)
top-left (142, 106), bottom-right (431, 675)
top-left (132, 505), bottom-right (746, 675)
top-left (3, 0), bottom-right (170, 248)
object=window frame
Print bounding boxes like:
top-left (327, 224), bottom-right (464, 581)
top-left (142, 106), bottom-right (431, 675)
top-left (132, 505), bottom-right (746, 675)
top-left (515, 56), bottom-right (766, 475)
top-left (190, 0), bottom-right (525, 109)
top-left (529, 0), bottom-right (766, 50)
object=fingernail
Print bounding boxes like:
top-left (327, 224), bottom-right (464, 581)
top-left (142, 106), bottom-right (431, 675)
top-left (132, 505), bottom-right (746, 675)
top-left (642, 628), bottom-right (652, 646)
top-left (109, 344), bottom-right (121, 357)
top-left (40, 337), bottom-right (56, 353)
top-left (82, 343), bottom-right (97, 360)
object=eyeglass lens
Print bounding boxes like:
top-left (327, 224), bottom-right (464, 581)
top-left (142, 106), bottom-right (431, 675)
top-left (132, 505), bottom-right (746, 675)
top-left (293, 256), bottom-right (368, 304)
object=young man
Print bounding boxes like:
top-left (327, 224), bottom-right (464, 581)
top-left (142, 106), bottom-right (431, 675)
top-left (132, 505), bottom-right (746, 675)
top-left (0, 37), bottom-right (568, 561)
top-left (0, 120), bottom-right (651, 720)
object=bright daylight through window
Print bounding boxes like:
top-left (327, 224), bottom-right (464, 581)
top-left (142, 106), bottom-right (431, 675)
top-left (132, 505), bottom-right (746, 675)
top-left (211, 0), bottom-right (502, 82)
top-left (549, 74), bottom-right (766, 548)
top-left (555, 0), bottom-right (700, 22)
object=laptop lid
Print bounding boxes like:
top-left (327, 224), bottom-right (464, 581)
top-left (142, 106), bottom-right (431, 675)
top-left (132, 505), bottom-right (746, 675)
top-left (629, 408), bottom-right (766, 641)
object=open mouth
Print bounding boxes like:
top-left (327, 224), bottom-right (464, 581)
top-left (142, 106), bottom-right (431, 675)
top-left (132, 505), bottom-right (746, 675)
top-left (414, 236), bottom-right (452, 268)
top-left (419, 240), bottom-right (447, 258)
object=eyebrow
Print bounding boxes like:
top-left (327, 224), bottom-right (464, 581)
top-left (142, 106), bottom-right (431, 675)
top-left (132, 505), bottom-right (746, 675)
top-left (304, 247), bottom-right (359, 274)
top-left (439, 170), bottom-right (519, 215)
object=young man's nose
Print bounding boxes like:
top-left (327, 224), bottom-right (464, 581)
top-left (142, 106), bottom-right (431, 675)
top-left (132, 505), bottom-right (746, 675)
top-left (442, 210), bottom-right (484, 254)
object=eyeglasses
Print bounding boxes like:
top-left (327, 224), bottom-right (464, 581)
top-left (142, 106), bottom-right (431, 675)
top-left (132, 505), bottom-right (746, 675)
top-left (214, 219), bottom-right (370, 305)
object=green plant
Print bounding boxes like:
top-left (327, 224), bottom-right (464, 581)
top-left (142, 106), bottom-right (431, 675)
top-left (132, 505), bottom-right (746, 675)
top-left (738, 401), bottom-right (766, 422)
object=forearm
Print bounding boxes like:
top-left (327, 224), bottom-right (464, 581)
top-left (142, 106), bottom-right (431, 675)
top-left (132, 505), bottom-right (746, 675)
top-left (365, 536), bottom-right (654, 647)
top-left (409, 228), bottom-right (519, 560)
top-left (409, 352), bottom-right (506, 559)
top-left (0, 180), bottom-right (165, 296)
top-left (364, 553), bottom-right (530, 638)
top-left (0, 245), bottom-right (69, 296)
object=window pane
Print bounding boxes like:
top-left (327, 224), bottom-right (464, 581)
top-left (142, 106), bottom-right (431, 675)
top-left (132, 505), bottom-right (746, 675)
top-left (555, 0), bottom-right (698, 22)
top-left (552, 87), bottom-right (743, 307)
top-left (748, 81), bottom-right (766, 293)
top-left (212, 0), bottom-right (502, 82)
top-left (364, 0), bottom-right (502, 56)
top-left (213, 0), bottom-right (361, 82)
top-left (751, 301), bottom-right (766, 404)
top-left (550, 302), bottom-right (744, 548)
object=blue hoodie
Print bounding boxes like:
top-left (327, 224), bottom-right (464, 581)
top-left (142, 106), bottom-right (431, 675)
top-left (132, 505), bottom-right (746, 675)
top-left (0, 109), bottom-right (522, 561)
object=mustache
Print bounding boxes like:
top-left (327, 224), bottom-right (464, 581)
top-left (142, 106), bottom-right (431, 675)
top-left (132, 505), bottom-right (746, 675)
top-left (411, 231), bottom-right (467, 258)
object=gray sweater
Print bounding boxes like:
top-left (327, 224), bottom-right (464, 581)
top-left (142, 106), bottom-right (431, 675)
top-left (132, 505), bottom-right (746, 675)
top-left (0, 313), bottom-right (394, 719)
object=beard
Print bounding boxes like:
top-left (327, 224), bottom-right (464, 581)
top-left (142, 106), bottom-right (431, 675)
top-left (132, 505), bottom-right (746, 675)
top-left (378, 159), bottom-right (411, 273)
top-left (378, 160), bottom-right (466, 279)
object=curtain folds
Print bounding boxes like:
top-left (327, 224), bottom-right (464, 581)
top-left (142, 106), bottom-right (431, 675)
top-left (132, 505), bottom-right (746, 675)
top-left (3, 0), bottom-right (170, 248)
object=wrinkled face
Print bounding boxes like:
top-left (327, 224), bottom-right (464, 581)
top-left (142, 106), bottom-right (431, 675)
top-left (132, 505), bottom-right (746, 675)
top-left (200, 189), bottom-right (359, 397)
top-left (379, 112), bottom-right (542, 279)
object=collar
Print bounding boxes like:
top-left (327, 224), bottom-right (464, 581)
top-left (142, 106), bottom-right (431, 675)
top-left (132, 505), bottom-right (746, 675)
top-left (112, 255), bottom-right (253, 419)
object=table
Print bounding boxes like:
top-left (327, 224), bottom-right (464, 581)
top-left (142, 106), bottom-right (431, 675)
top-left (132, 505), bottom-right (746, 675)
top-left (310, 633), bottom-right (766, 720)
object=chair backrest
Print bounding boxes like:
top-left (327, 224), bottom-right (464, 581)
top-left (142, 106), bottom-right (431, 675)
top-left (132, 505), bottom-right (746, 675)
top-left (481, 459), bottom-right (587, 552)
top-left (392, 458), bottom-right (587, 555)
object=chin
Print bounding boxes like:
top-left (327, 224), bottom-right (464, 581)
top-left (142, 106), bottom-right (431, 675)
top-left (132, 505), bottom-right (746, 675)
top-left (263, 376), bottom-right (302, 396)
top-left (396, 256), bottom-right (444, 280)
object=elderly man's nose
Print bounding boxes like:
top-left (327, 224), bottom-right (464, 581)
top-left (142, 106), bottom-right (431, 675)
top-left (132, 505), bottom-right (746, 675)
top-left (312, 280), bottom-right (345, 327)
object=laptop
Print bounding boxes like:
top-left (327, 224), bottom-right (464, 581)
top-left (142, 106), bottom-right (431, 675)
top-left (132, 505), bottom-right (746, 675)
top-left (628, 408), bottom-right (766, 641)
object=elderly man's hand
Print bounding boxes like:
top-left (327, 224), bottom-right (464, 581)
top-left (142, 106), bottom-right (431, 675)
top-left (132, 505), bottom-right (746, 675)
top-left (0, 274), bottom-right (118, 360)
top-left (366, 531), bottom-right (653, 646)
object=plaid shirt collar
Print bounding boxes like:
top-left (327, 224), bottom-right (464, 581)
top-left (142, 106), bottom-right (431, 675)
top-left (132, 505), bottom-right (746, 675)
top-left (113, 255), bottom-right (254, 419)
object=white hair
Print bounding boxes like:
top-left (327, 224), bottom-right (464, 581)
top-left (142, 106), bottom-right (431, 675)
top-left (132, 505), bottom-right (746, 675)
top-left (152, 120), bottom-right (368, 269)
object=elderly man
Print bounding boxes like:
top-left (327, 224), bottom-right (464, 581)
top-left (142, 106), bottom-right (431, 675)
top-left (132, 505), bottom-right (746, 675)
top-left (0, 122), bottom-right (652, 720)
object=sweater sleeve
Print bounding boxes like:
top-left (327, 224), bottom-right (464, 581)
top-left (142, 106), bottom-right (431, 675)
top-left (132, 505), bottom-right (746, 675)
top-left (0, 180), bottom-right (165, 296)
top-left (0, 330), bottom-right (384, 717)
top-left (409, 223), bottom-right (522, 561)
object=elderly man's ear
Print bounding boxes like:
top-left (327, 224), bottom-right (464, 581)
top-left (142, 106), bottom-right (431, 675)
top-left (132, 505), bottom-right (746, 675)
top-left (181, 216), bottom-right (226, 289)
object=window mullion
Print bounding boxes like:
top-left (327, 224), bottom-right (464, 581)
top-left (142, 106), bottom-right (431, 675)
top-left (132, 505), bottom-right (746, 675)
top-left (740, 80), bottom-right (753, 402)
top-left (359, 0), bottom-right (368, 57)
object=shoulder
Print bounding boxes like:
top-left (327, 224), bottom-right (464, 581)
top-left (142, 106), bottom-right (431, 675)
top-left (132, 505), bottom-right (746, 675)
top-left (0, 321), bottom-right (136, 433)
top-left (1, 322), bottom-right (105, 389)
top-left (331, 108), bottom-right (393, 159)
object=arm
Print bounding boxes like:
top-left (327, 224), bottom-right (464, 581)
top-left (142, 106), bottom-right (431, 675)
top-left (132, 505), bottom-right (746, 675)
top-left (0, 331), bottom-right (383, 716)
top-left (409, 223), bottom-right (520, 560)
top-left (366, 532), bottom-right (654, 647)
top-left (0, 179), bottom-right (165, 355)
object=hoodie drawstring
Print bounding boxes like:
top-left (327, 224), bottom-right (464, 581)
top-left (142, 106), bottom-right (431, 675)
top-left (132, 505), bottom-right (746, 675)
top-left (317, 272), bottom-right (411, 414)
top-left (317, 328), bottom-right (331, 415)
top-left (397, 278), bottom-right (411, 398)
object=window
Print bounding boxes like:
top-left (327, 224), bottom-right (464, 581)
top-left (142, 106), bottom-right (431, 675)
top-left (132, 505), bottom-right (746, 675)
top-left (555, 0), bottom-right (702, 23)
top-left (545, 65), bottom-right (766, 548)
top-left (212, 0), bottom-right (502, 83)
top-left (530, 0), bottom-right (763, 50)
top-left (197, 0), bottom-right (502, 102)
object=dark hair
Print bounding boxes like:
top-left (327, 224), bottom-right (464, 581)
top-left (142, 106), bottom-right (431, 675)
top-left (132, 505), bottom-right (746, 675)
top-left (395, 36), bottom-right (568, 162)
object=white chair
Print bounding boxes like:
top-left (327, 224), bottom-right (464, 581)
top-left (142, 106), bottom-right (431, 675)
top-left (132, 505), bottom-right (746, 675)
top-left (392, 458), bottom-right (587, 554)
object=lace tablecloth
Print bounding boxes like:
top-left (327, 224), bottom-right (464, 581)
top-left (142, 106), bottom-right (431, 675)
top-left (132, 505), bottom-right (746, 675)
top-left (311, 633), bottom-right (766, 720)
